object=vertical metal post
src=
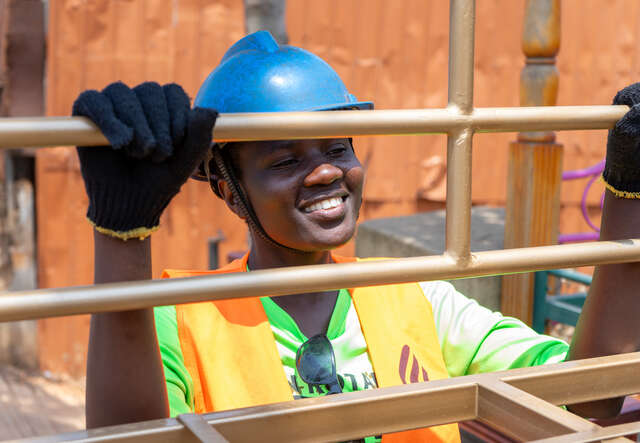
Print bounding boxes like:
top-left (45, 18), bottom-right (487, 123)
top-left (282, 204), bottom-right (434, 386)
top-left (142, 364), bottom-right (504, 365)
top-left (445, 0), bottom-right (475, 264)
top-left (502, 0), bottom-right (563, 324)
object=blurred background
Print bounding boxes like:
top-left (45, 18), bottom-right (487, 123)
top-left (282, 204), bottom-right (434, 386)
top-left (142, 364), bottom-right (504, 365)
top-left (0, 0), bottom-right (638, 437)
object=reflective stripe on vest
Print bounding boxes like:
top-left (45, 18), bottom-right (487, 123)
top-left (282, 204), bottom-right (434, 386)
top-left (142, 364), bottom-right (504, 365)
top-left (163, 254), bottom-right (460, 443)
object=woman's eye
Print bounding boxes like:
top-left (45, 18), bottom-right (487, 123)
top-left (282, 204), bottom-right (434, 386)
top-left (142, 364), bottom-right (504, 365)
top-left (271, 158), bottom-right (298, 169)
top-left (327, 145), bottom-right (347, 156)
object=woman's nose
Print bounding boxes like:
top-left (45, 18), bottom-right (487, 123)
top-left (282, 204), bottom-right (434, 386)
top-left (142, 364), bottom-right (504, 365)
top-left (303, 163), bottom-right (343, 187)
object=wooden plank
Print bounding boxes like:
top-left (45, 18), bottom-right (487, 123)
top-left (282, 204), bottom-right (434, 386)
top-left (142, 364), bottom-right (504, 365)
top-left (501, 0), bottom-right (563, 324)
top-left (502, 141), bottom-right (563, 322)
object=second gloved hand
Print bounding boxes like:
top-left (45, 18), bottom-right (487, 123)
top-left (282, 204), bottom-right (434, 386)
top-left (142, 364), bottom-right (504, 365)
top-left (604, 82), bottom-right (640, 198)
top-left (72, 81), bottom-right (218, 240)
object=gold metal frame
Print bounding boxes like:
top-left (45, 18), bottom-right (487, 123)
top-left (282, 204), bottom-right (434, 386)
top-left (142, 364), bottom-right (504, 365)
top-left (16, 353), bottom-right (640, 442)
top-left (1, 0), bottom-right (639, 441)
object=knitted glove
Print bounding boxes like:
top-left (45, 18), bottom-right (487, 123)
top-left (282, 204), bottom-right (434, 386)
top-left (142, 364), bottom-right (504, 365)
top-left (603, 82), bottom-right (640, 198)
top-left (72, 81), bottom-right (218, 240)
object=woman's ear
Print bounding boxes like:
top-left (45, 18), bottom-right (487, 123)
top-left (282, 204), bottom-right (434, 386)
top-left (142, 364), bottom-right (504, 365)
top-left (217, 179), bottom-right (246, 220)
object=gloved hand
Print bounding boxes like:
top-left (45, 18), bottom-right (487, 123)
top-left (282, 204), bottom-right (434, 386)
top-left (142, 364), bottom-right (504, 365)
top-left (72, 81), bottom-right (218, 240)
top-left (604, 82), bottom-right (640, 198)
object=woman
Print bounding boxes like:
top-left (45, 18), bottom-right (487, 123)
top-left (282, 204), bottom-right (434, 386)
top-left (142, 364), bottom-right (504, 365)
top-left (73, 31), bottom-right (640, 442)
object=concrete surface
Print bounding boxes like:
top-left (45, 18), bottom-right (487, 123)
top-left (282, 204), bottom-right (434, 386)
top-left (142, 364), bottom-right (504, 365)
top-left (0, 365), bottom-right (84, 440)
top-left (356, 206), bottom-right (505, 311)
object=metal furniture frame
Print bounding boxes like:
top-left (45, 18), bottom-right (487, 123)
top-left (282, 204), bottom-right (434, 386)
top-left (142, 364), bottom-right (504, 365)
top-left (532, 269), bottom-right (591, 334)
top-left (0, 0), bottom-right (638, 441)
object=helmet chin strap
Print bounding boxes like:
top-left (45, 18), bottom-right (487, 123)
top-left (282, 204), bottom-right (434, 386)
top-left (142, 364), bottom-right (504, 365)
top-left (207, 145), bottom-right (303, 254)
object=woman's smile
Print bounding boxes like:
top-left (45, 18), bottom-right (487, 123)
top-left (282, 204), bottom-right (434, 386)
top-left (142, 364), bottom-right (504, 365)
top-left (227, 138), bottom-right (364, 251)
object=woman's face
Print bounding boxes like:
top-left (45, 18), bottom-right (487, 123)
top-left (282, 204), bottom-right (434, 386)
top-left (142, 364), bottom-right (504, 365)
top-left (230, 138), bottom-right (364, 251)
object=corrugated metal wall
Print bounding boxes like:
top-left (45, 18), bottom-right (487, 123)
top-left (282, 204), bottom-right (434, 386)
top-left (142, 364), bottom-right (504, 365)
top-left (38, 0), bottom-right (639, 376)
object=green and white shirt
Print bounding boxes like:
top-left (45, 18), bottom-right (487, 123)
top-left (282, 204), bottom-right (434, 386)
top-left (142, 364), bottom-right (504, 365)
top-left (155, 280), bottom-right (568, 418)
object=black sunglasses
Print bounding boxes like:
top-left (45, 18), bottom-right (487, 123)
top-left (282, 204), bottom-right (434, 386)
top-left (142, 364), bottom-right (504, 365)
top-left (295, 334), bottom-right (343, 395)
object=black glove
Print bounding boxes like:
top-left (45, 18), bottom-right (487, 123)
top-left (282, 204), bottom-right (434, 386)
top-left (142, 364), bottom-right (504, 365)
top-left (604, 82), bottom-right (640, 198)
top-left (72, 81), bottom-right (218, 240)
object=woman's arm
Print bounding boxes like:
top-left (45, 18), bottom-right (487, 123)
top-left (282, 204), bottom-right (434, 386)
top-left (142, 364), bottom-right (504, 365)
top-left (72, 82), bottom-right (218, 427)
top-left (86, 231), bottom-right (169, 428)
top-left (568, 83), bottom-right (640, 418)
top-left (568, 191), bottom-right (640, 418)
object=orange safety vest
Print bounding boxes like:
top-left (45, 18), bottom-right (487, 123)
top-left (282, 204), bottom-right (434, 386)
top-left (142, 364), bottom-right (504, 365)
top-left (163, 253), bottom-right (460, 443)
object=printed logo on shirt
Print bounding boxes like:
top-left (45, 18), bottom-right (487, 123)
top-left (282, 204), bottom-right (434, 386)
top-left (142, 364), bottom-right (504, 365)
top-left (398, 344), bottom-right (429, 384)
top-left (288, 371), bottom-right (378, 399)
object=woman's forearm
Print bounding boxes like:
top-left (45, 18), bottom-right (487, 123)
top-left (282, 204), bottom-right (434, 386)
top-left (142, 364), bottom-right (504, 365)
top-left (86, 231), bottom-right (169, 428)
top-left (568, 190), bottom-right (640, 418)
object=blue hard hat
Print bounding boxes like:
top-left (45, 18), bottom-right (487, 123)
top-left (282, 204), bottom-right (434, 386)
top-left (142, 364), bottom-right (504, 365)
top-left (194, 30), bottom-right (373, 112)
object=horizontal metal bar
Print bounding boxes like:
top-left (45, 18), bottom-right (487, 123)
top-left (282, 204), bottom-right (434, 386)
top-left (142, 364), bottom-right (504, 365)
top-left (501, 352), bottom-right (640, 406)
top-left (0, 105), bottom-right (627, 148)
top-left (20, 379), bottom-right (478, 442)
top-left (0, 239), bottom-right (639, 323)
top-left (548, 268), bottom-right (593, 285)
top-left (531, 421), bottom-right (640, 443)
top-left (477, 380), bottom-right (597, 440)
top-left (545, 295), bottom-right (584, 326)
top-left (177, 413), bottom-right (229, 442)
top-left (16, 353), bottom-right (640, 443)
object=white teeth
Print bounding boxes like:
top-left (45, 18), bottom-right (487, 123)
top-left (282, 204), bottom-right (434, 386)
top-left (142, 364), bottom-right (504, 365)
top-left (305, 197), bottom-right (343, 213)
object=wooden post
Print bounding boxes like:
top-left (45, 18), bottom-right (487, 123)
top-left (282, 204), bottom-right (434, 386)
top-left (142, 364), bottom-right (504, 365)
top-left (501, 0), bottom-right (563, 324)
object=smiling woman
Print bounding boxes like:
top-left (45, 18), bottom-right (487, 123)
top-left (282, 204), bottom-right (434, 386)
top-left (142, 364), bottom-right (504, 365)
top-left (218, 138), bottom-right (364, 253)
top-left (70, 29), bottom-right (640, 443)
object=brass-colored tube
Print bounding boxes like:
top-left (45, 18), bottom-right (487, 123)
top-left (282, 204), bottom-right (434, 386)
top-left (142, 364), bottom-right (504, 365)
top-left (0, 239), bottom-right (639, 323)
top-left (445, 128), bottom-right (473, 262)
top-left (531, 423), bottom-right (640, 443)
top-left (472, 106), bottom-right (626, 132)
top-left (448, 0), bottom-right (475, 115)
top-left (444, 0), bottom-right (476, 262)
top-left (0, 116), bottom-right (109, 149)
top-left (0, 105), bottom-right (628, 148)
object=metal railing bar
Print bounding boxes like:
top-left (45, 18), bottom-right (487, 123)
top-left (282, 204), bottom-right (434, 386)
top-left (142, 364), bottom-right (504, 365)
top-left (444, 0), bottom-right (476, 262)
top-left (177, 413), bottom-right (229, 442)
top-left (477, 380), bottom-right (598, 441)
top-left (10, 419), bottom-right (189, 443)
top-left (445, 127), bottom-right (474, 262)
top-left (202, 382), bottom-right (476, 442)
top-left (14, 354), bottom-right (640, 443)
top-left (502, 352), bottom-right (640, 406)
top-left (530, 421), bottom-right (640, 443)
top-left (16, 381), bottom-right (478, 442)
top-left (447, 0), bottom-right (475, 115)
top-left (0, 239), bottom-right (639, 323)
top-left (0, 105), bottom-right (628, 149)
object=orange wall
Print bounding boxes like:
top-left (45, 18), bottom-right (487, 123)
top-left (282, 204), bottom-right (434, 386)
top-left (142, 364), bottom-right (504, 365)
top-left (38, 0), bottom-right (639, 376)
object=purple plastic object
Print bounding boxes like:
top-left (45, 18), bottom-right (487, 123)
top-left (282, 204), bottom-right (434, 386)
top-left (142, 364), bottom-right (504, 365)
top-left (581, 174), bottom-right (601, 232)
top-left (558, 160), bottom-right (605, 244)
top-left (558, 232), bottom-right (600, 243)
top-left (562, 160), bottom-right (605, 181)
